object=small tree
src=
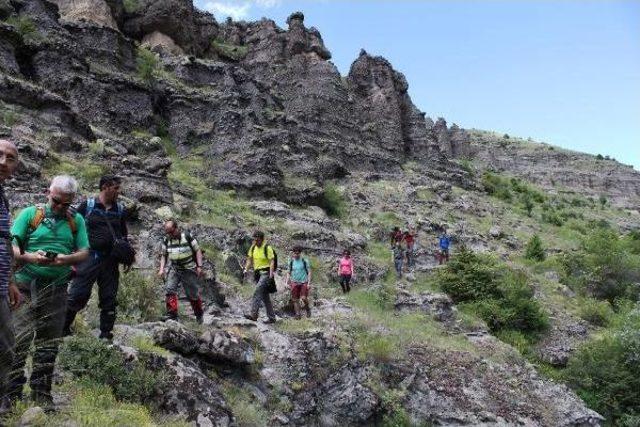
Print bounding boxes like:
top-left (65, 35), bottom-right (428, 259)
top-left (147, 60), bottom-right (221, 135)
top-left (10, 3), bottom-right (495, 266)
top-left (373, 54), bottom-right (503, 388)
top-left (598, 194), bottom-right (607, 209)
top-left (521, 193), bottom-right (534, 217)
top-left (136, 47), bottom-right (159, 84)
top-left (525, 234), bottom-right (545, 261)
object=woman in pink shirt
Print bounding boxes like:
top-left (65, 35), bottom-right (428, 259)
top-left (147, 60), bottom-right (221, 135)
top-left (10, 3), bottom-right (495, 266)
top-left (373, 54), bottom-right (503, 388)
top-left (337, 249), bottom-right (354, 293)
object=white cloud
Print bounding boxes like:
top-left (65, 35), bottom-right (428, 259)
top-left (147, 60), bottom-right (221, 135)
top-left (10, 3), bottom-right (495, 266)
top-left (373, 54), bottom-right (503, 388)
top-left (203, 1), bottom-right (251, 20)
top-left (254, 0), bottom-right (281, 8)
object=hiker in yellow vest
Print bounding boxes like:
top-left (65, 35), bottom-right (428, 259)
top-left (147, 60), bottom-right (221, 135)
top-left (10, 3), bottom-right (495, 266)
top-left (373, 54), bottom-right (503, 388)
top-left (243, 230), bottom-right (277, 323)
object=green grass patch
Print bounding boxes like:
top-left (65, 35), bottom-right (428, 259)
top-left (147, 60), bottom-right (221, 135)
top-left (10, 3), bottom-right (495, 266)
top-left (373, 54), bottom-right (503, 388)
top-left (1, 378), bottom-right (188, 427)
top-left (131, 335), bottom-right (171, 357)
top-left (122, 0), bottom-right (140, 13)
top-left (5, 15), bottom-right (40, 43)
top-left (211, 38), bottom-right (248, 61)
top-left (220, 382), bottom-right (268, 427)
top-left (42, 153), bottom-right (107, 189)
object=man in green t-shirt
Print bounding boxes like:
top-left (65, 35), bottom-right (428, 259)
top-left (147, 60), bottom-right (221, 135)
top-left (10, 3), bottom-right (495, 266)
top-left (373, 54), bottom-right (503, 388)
top-left (7, 175), bottom-right (89, 406)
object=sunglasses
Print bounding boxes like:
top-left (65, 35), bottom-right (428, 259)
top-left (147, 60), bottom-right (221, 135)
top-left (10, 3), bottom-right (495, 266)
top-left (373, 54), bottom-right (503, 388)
top-left (51, 196), bottom-right (72, 208)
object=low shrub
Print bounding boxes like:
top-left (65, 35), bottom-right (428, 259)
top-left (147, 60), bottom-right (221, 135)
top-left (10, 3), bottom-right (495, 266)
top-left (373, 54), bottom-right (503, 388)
top-left (525, 234), bottom-right (545, 261)
top-left (320, 182), bottom-right (346, 217)
top-left (541, 209), bottom-right (564, 226)
top-left (436, 247), bottom-right (548, 337)
top-left (578, 298), bottom-right (614, 327)
top-left (564, 305), bottom-right (640, 424)
top-left (560, 229), bottom-right (640, 302)
top-left (117, 270), bottom-right (164, 322)
top-left (58, 336), bottom-right (167, 404)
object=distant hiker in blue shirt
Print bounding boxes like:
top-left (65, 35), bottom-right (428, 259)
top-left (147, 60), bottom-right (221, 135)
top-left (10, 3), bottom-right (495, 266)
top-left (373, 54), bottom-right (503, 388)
top-left (438, 231), bottom-right (451, 265)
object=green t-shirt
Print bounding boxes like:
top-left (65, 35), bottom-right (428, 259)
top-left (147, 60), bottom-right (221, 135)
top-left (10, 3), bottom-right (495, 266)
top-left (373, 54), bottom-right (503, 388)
top-left (11, 205), bottom-right (90, 281)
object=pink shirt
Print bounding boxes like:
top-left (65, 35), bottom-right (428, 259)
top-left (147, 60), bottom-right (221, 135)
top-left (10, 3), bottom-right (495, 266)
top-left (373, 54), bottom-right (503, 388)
top-left (339, 257), bottom-right (353, 275)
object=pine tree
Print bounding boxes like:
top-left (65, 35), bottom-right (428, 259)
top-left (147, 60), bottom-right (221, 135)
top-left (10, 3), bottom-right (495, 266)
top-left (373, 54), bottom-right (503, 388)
top-left (525, 234), bottom-right (545, 261)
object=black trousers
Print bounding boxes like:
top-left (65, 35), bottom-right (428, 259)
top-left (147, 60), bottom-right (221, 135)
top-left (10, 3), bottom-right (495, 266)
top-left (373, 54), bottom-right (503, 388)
top-left (65, 252), bottom-right (120, 336)
top-left (0, 297), bottom-right (14, 401)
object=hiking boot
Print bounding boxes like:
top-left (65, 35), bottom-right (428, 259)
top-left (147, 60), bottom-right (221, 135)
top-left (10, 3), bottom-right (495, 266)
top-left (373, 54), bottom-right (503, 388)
top-left (99, 331), bottom-right (113, 342)
top-left (195, 315), bottom-right (204, 325)
top-left (161, 312), bottom-right (178, 322)
top-left (244, 314), bottom-right (258, 322)
top-left (31, 386), bottom-right (55, 412)
top-left (0, 396), bottom-right (13, 415)
top-left (263, 317), bottom-right (277, 324)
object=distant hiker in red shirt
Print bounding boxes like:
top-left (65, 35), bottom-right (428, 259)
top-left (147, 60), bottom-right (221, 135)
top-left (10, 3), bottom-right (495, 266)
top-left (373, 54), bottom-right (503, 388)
top-left (390, 227), bottom-right (403, 246)
top-left (403, 226), bottom-right (416, 269)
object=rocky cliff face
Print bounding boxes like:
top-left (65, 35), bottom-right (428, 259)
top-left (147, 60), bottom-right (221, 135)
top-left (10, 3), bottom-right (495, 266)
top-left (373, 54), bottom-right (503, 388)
top-left (1, 0), bottom-right (634, 425)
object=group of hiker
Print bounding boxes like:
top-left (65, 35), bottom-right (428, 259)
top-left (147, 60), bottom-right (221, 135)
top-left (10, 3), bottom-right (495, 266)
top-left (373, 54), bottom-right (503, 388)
top-left (0, 136), bottom-right (455, 410)
top-left (390, 225), bottom-right (453, 276)
top-left (0, 137), bottom-right (137, 410)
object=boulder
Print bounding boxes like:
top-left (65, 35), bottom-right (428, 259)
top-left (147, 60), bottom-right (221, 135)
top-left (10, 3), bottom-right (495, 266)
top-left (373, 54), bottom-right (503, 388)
top-left (197, 329), bottom-right (255, 365)
top-left (18, 407), bottom-right (46, 426)
top-left (141, 30), bottom-right (184, 55)
top-left (489, 225), bottom-right (503, 239)
top-left (152, 320), bottom-right (200, 355)
top-left (122, 0), bottom-right (218, 56)
top-left (49, 0), bottom-right (118, 29)
top-left (394, 290), bottom-right (456, 322)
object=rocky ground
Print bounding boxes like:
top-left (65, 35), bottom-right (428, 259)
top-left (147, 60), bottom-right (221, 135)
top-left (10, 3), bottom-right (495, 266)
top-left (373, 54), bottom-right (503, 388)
top-left (1, 0), bottom-right (639, 425)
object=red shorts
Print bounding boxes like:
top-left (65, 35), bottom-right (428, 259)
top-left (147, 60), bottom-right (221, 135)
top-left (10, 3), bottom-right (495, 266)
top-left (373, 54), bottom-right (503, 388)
top-left (290, 281), bottom-right (309, 299)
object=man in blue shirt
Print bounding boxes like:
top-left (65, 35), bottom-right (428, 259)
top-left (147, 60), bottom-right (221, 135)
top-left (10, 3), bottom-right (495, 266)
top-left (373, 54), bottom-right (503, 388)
top-left (438, 231), bottom-right (452, 265)
top-left (0, 139), bottom-right (20, 413)
top-left (284, 246), bottom-right (312, 319)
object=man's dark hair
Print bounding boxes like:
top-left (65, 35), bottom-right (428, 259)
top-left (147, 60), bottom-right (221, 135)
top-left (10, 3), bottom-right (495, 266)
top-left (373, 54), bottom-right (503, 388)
top-left (253, 230), bottom-right (264, 239)
top-left (292, 245), bottom-right (302, 253)
top-left (99, 175), bottom-right (122, 190)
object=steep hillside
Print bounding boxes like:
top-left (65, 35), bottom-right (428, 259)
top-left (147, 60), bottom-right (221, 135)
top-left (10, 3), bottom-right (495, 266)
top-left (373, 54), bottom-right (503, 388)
top-left (1, 0), bottom-right (639, 426)
top-left (456, 130), bottom-right (640, 209)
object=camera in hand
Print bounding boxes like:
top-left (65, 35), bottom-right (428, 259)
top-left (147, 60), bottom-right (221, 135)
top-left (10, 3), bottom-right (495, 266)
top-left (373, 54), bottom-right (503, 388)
top-left (45, 251), bottom-right (58, 260)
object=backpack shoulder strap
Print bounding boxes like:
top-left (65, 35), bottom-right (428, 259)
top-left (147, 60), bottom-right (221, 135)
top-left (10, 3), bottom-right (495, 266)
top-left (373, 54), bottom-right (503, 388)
top-left (29, 205), bottom-right (46, 231)
top-left (116, 202), bottom-right (124, 216)
top-left (66, 211), bottom-right (78, 235)
top-left (184, 231), bottom-right (197, 257)
top-left (303, 258), bottom-right (309, 275)
top-left (288, 259), bottom-right (293, 271)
